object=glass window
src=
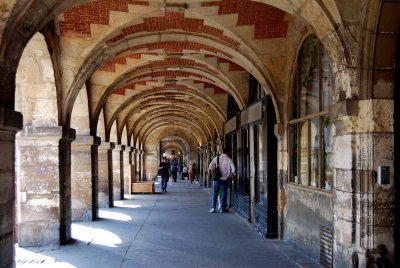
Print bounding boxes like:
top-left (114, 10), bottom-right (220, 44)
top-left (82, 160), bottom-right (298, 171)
top-left (257, 124), bottom-right (265, 205)
top-left (249, 75), bottom-right (266, 104)
top-left (241, 128), bottom-right (250, 196)
top-left (289, 35), bottom-right (334, 191)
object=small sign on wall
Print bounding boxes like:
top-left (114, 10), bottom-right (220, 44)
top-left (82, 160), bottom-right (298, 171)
top-left (377, 166), bottom-right (390, 184)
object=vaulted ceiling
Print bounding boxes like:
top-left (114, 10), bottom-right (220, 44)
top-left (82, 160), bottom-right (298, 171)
top-left (2, 0), bottom-right (345, 149)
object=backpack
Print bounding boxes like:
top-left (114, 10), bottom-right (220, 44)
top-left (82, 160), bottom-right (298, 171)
top-left (211, 155), bottom-right (222, 181)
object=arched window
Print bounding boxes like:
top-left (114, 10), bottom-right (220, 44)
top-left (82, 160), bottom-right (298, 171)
top-left (289, 35), bottom-right (334, 190)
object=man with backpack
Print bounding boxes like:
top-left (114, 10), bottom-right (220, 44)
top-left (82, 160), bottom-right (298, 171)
top-left (208, 148), bottom-right (236, 213)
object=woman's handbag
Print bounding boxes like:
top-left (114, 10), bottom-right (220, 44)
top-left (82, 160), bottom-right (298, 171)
top-left (211, 155), bottom-right (222, 181)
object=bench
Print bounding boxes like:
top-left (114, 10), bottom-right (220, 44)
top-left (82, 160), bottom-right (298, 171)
top-left (131, 182), bottom-right (155, 194)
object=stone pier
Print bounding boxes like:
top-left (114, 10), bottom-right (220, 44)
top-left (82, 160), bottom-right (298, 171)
top-left (16, 126), bottom-right (75, 246)
top-left (71, 135), bottom-right (98, 221)
top-left (122, 146), bottom-right (131, 195)
top-left (112, 144), bottom-right (122, 201)
top-left (98, 142), bottom-right (111, 208)
top-left (0, 108), bottom-right (22, 268)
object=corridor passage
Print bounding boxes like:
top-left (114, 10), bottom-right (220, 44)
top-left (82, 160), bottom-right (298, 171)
top-left (16, 180), bottom-right (320, 268)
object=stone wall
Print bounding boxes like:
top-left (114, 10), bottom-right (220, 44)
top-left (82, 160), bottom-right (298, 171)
top-left (112, 144), bottom-right (122, 200)
top-left (16, 127), bottom-right (64, 246)
top-left (98, 142), bottom-right (111, 208)
top-left (287, 184), bottom-right (334, 259)
top-left (71, 136), bottom-right (95, 221)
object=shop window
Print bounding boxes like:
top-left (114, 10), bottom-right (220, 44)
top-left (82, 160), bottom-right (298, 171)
top-left (254, 124), bottom-right (266, 205)
top-left (227, 94), bottom-right (240, 119)
top-left (289, 35), bottom-right (334, 190)
top-left (240, 128), bottom-right (250, 196)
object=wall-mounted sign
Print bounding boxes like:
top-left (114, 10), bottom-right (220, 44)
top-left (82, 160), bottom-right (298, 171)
top-left (224, 116), bottom-right (237, 135)
top-left (241, 101), bottom-right (262, 126)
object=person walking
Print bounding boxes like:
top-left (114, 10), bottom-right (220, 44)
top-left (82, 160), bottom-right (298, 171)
top-left (209, 149), bottom-right (235, 213)
top-left (158, 156), bottom-right (170, 192)
top-left (170, 158), bottom-right (179, 182)
top-left (189, 162), bottom-right (197, 183)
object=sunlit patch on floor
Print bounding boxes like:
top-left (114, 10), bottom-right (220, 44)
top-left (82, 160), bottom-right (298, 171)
top-left (99, 210), bottom-right (132, 221)
top-left (72, 224), bottom-right (122, 248)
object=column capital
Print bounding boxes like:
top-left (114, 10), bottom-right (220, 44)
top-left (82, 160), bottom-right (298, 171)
top-left (73, 135), bottom-right (100, 145)
top-left (0, 107), bottom-right (22, 132)
top-left (98, 142), bottom-right (113, 150)
top-left (61, 126), bottom-right (76, 142)
top-left (114, 144), bottom-right (122, 151)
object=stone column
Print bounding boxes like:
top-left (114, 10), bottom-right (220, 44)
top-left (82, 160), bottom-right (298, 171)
top-left (71, 135), bottom-right (99, 221)
top-left (140, 150), bottom-right (145, 181)
top-left (138, 150), bottom-right (144, 182)
top-left (98, 142), bottom-right (112, 208)
top-left (130, 147), bottom-right (136, 185)
top-left (333, 99), bottom-right (394, 266)
top-left (122, 146), bottom-right (131, 195)
top-left (0, 108), bottom-right (22, 268)
top-left (112, 144), bottom-right (121, 201)
top-left (16, 126), bottom-right (75, 246)
top-left (136, 149), bottom-right (141, 182)
top-left (59, 127), bottom-right (75, 244)
top-left (274, 123), bottom-right (287, 240)
top-left (91, 136), bottom-right (101, 220)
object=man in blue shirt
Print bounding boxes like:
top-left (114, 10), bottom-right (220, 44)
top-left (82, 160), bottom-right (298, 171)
top-left (170, 158), bottom-right (179, 182)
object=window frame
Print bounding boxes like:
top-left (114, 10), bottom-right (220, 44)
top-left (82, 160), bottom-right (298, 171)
top-left (288, 35), bottom-right (333, 191)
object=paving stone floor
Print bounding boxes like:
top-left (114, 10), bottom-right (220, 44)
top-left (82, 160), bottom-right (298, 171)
top-left (15, 179), bottom-right (321, 268)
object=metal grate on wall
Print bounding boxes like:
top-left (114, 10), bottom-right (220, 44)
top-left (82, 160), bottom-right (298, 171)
top-left (320, 225), bottom-right (333, 267)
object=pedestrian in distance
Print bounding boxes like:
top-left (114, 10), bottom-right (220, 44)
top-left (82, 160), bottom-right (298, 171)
top-left (170, 158), bottom-right (179, 182)
top-left (182, 165), bottom-right (189, 180)
top-left (158, 156), bottom-right (170, 192)
top-left (189, 162), bottom-right (197, 183)
top-left (209, 149), bottom-right (235, 213)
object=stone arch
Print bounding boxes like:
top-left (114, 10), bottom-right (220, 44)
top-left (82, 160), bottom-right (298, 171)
top-left (1, 0), bottom-right (349, 116)
top-left (128, 106), bottom-right (214, 141)
top-left (15, 33), bottom-right (58, 127)
top-left (107, 83), bottom-right (226, 126)
top-left (96, 108), bottom-right (106, 142)
top-left (15, 32), bottom-right (63, 246)
top-left (120, 124), bottom-right (128, 145)
top-left (138, 118), bottom-right (207, 148)
top-left (71, 84), bottom-right (90, 135)
top-left (145, 127), bottom-right (199, 179)
top-left (71, 83), bottom-right (95, 222)
top-left (162, 142), bottom-right (186, 156)
top-left (92, 67), bottom-right (238, 135)
top-left (109, 121), bottom-right (118, 143)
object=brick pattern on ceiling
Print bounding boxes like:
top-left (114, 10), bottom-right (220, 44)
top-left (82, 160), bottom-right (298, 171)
top-left (101, 57), bottom-right (219, 74)
top-left (113, 80), bottom-right (226, 96)
top-left (117, 41), bottom-right (232, 58)
top-left (113, 80), bottom-right (150, 95)
top-left (99, 54), bottom-right (141, 72)
top-left (130, 70), bottom-right (208, 82)
top-left (218, 58), bottom-right (245, 71)
top-left (60, 0), bottom-right (148, 38)
top-left (107, 12), bottom-right (240, 47)
top-left (202, 0), bottom-right (288, 39)
top-left (148, 83), bottom-right (221, 97)
top-left (194, 81), bottom-right (227, 95)
top-left (99, 53), bottom-right (245, 74)
top-left (134, 58), bottom-right (218, 74)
